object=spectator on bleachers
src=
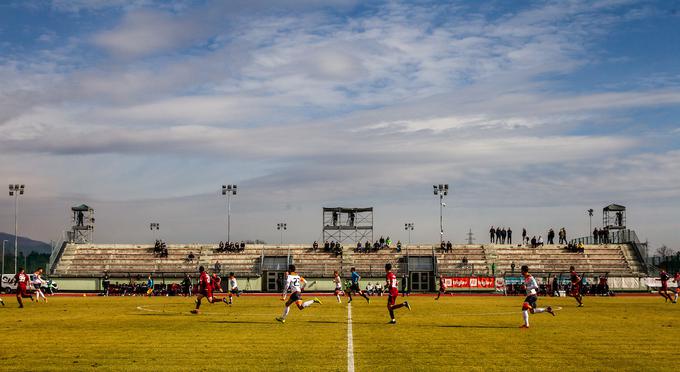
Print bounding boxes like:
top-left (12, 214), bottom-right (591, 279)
top-left (401, 273), bottom-right (410, 297)
top-left (461, 256), bottom-right (468, 267)
top-left (593, 228), bottom-right (599, 244)
top-left (355, 241), bottom-right (362, 253)
top-left (187, 252), bottom-right (195, 263)
top-left (552, 276), bottom-right (560, 296)
top-left (559, 228), bottom-right (567, 244)
top-left (330, 241), bottom-right (336, 251)
top-left (496, 228), bottom-right (501, 243)
top-left (440, 241), bottom-right (445, 251)
top-left (396, 240), bottom-right (402, 252)
top-left (547, 229), bottom-right (555, 245)
top-left (537, 236), bottom-right (544, 247)
top-left (379, 236), bottom-right (385, 247)
top-left (530, 236), bottom-right (537, 248)
top-left (313, 241), bottom-right (318, 251)
top-left (364, 240), bottom-right (370, 252)
top-left (102, 274), bottom-right (110, 296)
top-left (240, 241), bottom-right (246, 251)
top-left (374, 282), bottom-right (383, 296)
top-left (522, 228), bottom-right (527, 245)
top-left (181, 274), bottom-right (192, 296)
top-left (219, 241), bottom-right (224, 251)
top-left (511, 261), bottom-right (516, 273)
top-left (490, 226), bottom-right (496, 243)
top-left (366, 282), bottom-right (374, 296)
top-left (500, 227), bottom-right (506, 244)
top-left (577, 242), bottom-right (585, 253)
top-left (324, 241), bottom-right (330, 251)
top-left (214, 261), bottom-right (222, 274)
top-left (446, 240), bottom-right (453, 253)
top-left (373, 241), bottom-right (380, 251)
top-left (507, 228), bottom-right (512, 244)
top-left (333, 243), bottom-right (342, 257)
top-left (386, 236), bottom-right (392, 247)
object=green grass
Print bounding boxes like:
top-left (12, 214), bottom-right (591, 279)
top-left (0, 294), bottom-right (678, 371)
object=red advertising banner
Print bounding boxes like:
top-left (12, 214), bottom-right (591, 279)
top-left (444, 277), bottom-right (495, 288)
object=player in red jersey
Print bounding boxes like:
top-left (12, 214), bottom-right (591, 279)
top-left (569, 266), bottom-right (583, 307)
top-left (673, 272), bottom-right (679, 304)
top-left (14, 267), bottom-right (32, 308)
top-left (658, 270), bottom-right (673, 303)
top-left (385, 263), bottom-right (410, 324)
top-left (210, 273), bottom-right (228, 304)
top-left (191, 266), bottom-right (218, 314)
top-left (435, 274), bottom-right (447, 300)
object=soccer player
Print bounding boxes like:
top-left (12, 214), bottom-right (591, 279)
top-left (276, 264), bottom-right (321, 323)
top-left (33, 267), bottom-right (48, 303)
top-left (347, 267), bottom-right (370, 304)
top-left (191, 266), bottom-right (214, 314)
top-left (658, 270), bottom-right (673, 303)
top-left (673, 272), bottom-right (679, 304)
top-left (14, 267), bottom-right (32, 308)
top-left (569, 266), bottom-right (584, 307)
top-left (227, 272), bottom-right (241, 305)
top-left (146, 274), bottom-right (154, 296)
top-left (520, 265), bottom-right (555, 328)
top-left (385, 263), bottom-right (410, 324)
top-left (435, 274), bottom-right (447, 300)
top-left (332, 271), bottom-right (344, 303)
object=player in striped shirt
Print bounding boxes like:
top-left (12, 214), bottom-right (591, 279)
top-left (276, 265), bottom-right (322, 323)
top-left (520, 265), bottom-right (555, 328)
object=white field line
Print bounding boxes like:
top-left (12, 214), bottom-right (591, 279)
top-left (347, 303), bottom-right (355, 372)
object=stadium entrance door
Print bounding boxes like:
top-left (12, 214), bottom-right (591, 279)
top-left (410, 271), bottom-right (432, 292)
top-left (263, 271), bottom-right (286, 292)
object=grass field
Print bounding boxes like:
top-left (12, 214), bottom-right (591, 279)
top-left (0, 293), bottom-right (678, 371)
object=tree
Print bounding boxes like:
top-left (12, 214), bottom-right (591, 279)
top-left (655, 245), bottom-right (674, 258)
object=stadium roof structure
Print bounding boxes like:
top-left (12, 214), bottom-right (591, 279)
top-left (603, 204), bottom-right (626, 212)
top-left (71, 204), bottom-right (92, 212)
top-left (322, 207), bottom-right (373, 213)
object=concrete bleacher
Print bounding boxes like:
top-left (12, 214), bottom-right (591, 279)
top-left (52, 242), bottom-right (645, 280)
top-left (487, 243), bottom-right (640, 275)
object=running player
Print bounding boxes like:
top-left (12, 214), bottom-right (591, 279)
top-left (191, 266), bottom-right (214, 314)
top-left (435, 274), bottom-right (447, 300)
top-left (275, 264), bottom-right (321, 323)
top-left (385, 263), bottom-right (410, 324)
top-left (32, 268), bottom-right (48, 303)
top-left (673, 272), bottom-right (679, 304)
top-left (520, 265), bottom-right (555, 328)
top-left (146, 274), bottom-right (154, 296)
top-left (658, 270), bottom-right (673, 303)
top-left (347, 267), bottom-right (370, 304)
top-left (332, 271), bottom-right (344, 303)
top-left (210, 273), bottom-right (228, 304)
top-left (227, 272), bottom-right (241, 305)
top-left (569, 266), bottom-right (583, 307)
top-left (14, 267), bottom-right (32, 308)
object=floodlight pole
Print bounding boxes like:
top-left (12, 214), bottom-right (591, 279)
top-left (433, 184), bottom-right (449, 245)
top-left (587, 209), bottom-right (594, 240)
top-left (222, 185), bottom-right (237, 242)
top-left (404, 223), bottom-right (414, 245)
top-left (1, 240), bottom-right (6, 284)
top-left (277, 222), bottom-right (287, 246)
top-left (9, 184), bottom-right (24, 274)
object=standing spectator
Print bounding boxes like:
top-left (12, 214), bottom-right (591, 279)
top-left (496, 228), bottom-right (502, 244)
top-left (77, 211), bottom-right (84, 226)
top-left (531, 236), bottom-right (537, 248)
top-left (593, 228), bottom-right (599, 244)
top-left (102, 274), bottom-right (110, 296)
top-left (386, 236), bottom-right (392, 247)
top-left (552, 276), bottom-right (560, 297)
top-left (490, 226), bottom-right (495, 243)
top-left (324, 241), bottom-right (330, 251)
top-left (446, 240), bottom-right (453, 253)
top-left (396, 241), bottom-right (402, 252)
top-left (187, 252), bottom-right (195, 263)
top-left (491, 262), bottom-right (496, 277)
top-left (312, 241), bottom-right (318, 251)
top-left (401, 274), bottom-right (410, 297)
top-left (181, 274), bottom-right (192, 296)
top-left (507, 228), bottom-right (513, 244)
top-left (522, 228), bottom-right (527, 245)
top-left (214, 261), bottom-right (222, 274)
top-left (510, 261), bottom-right (516, 274)
top-left (561, 228), bottom-right (567, 244)
top-left (547, 229), bottom-right (555, 245)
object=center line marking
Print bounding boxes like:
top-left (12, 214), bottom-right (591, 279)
top-left (347, 303), bottom-right (355, 372)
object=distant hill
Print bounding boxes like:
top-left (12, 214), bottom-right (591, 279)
top-left (0, 233), bottom-right (52, 255)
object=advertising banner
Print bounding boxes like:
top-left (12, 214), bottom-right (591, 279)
top-left (444, 276), bottom-right (495, 289)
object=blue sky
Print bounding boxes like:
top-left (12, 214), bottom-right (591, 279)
top-left (1, 0), bottom-right (679, 252)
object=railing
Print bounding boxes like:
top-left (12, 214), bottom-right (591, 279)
top-left (570, 229), bottom-right (651, 275)
top-left (48, 241), bottom-right (66, 275)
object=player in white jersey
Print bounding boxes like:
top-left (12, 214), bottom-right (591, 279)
top-left (520, 265), bottom-right (555, 328)
top-left (32, 268), bottom-right (47, 303)
top-left (276, 265), bottom-right (322, 323)
top-left (227, 272), bottom-right (241, 305)
top-left (332, 271), bottom-right (344, 303)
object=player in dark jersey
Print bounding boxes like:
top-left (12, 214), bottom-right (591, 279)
top-left (569, 266), bottom-right (584, 307)
top-left (658, 270), bottom-right (673, 303)
top-left (385, 263), bottom-right (410, 324)
top-left (435, 274), bottom-right (447, 300)
top-left (347, 267), bottom-right (370, 304)
top-left (14, 267), bottom-right (32, 308)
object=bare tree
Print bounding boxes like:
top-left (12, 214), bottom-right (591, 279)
top-left (655, 245), bottom-right (674, 258)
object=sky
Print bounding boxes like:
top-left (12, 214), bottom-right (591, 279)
top-left (0, 0), bottom-right (679, 250)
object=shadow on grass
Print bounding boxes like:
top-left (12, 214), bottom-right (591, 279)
top-left (305, 320), bottom-right (344, 324)
top-left (208, 320), bottom-right (274, 325)
top-left (436, 324), bottom-right (517, 329)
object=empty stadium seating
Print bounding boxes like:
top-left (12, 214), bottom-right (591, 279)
top-left (51, 242), bottom-right (645, 279)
